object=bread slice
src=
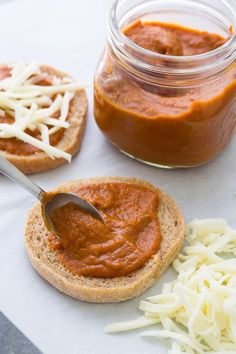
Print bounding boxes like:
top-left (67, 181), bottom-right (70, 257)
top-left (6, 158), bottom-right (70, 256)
top-left (25, 177), bottom-right (185, 303)
top-left (0, 65), bottom-right (88, 174)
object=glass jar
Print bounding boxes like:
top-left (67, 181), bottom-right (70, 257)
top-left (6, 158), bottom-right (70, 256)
top-left (94, 0), bottom-right (236, 168)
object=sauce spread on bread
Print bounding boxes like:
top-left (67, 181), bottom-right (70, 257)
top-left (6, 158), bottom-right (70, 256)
top-left (48, 182), bottom-right (162, 278)
top-left (94, 21), bottom-right (236, 167)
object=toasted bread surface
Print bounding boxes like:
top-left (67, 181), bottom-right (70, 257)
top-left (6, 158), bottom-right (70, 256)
top-left (25, 177), bottom-right (185, 303)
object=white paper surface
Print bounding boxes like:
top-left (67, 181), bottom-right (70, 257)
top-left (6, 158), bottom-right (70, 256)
top-left (0, 0), bottom-right (236, 353)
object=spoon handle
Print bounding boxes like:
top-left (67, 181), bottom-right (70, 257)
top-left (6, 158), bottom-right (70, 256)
top-left (0, 155), bottom-right (44, 200)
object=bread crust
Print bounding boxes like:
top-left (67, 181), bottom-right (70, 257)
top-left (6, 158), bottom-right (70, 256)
top-left (24, 177), bottom-right (185, 303)
top-left (0, 65), bottom-right (88, 174)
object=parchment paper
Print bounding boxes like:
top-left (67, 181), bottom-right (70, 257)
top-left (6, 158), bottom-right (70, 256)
top-left (0, 1), bottom-right (236, 353)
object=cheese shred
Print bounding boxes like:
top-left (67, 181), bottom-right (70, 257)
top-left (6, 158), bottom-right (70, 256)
top-left (0, 62), bottom-right (82, 160)
top-left (105, 219), bottom-right (236, 353)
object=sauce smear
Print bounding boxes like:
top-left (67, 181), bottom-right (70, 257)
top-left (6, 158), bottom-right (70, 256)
top-left (49, 182), bottom-right (161, 278)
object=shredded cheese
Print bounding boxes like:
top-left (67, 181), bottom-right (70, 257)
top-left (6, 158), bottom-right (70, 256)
top-left (105, 219), bottom-right (236, 353)
top-left (0, 62), bottom-right (83, 160)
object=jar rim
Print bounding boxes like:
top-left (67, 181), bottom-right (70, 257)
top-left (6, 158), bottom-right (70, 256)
top-left (108, 0), bottom-right (236, 76)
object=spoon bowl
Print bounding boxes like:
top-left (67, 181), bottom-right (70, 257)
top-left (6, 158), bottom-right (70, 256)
top-left (42, 191), bottom-right (104, 235)
top-left (0, 155), bottom-right (105, 236)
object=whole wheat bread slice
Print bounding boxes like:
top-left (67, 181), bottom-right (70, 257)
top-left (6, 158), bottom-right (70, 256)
top-left (25, 177), bottom-right (185, 303)
top-left (0, 65), bottom-right (88, 174)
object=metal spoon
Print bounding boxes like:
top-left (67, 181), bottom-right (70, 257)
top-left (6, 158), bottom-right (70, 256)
top-left (0, 155), bottom-right (105, 235)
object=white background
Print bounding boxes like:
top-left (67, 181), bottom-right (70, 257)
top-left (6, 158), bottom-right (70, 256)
top-left (0, 0), bottom-right (236, 353)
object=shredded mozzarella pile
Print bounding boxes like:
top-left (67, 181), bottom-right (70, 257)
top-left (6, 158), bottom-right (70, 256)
top-left (0, 62), bottom-right (83, 161)
top-left (105, 219), bottom-right (236, 354)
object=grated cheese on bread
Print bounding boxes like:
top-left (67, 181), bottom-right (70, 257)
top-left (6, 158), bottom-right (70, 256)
top-left (0, 62), bottom-right (84, 161)
top-left (0, 64), bottom-right (87, 174)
